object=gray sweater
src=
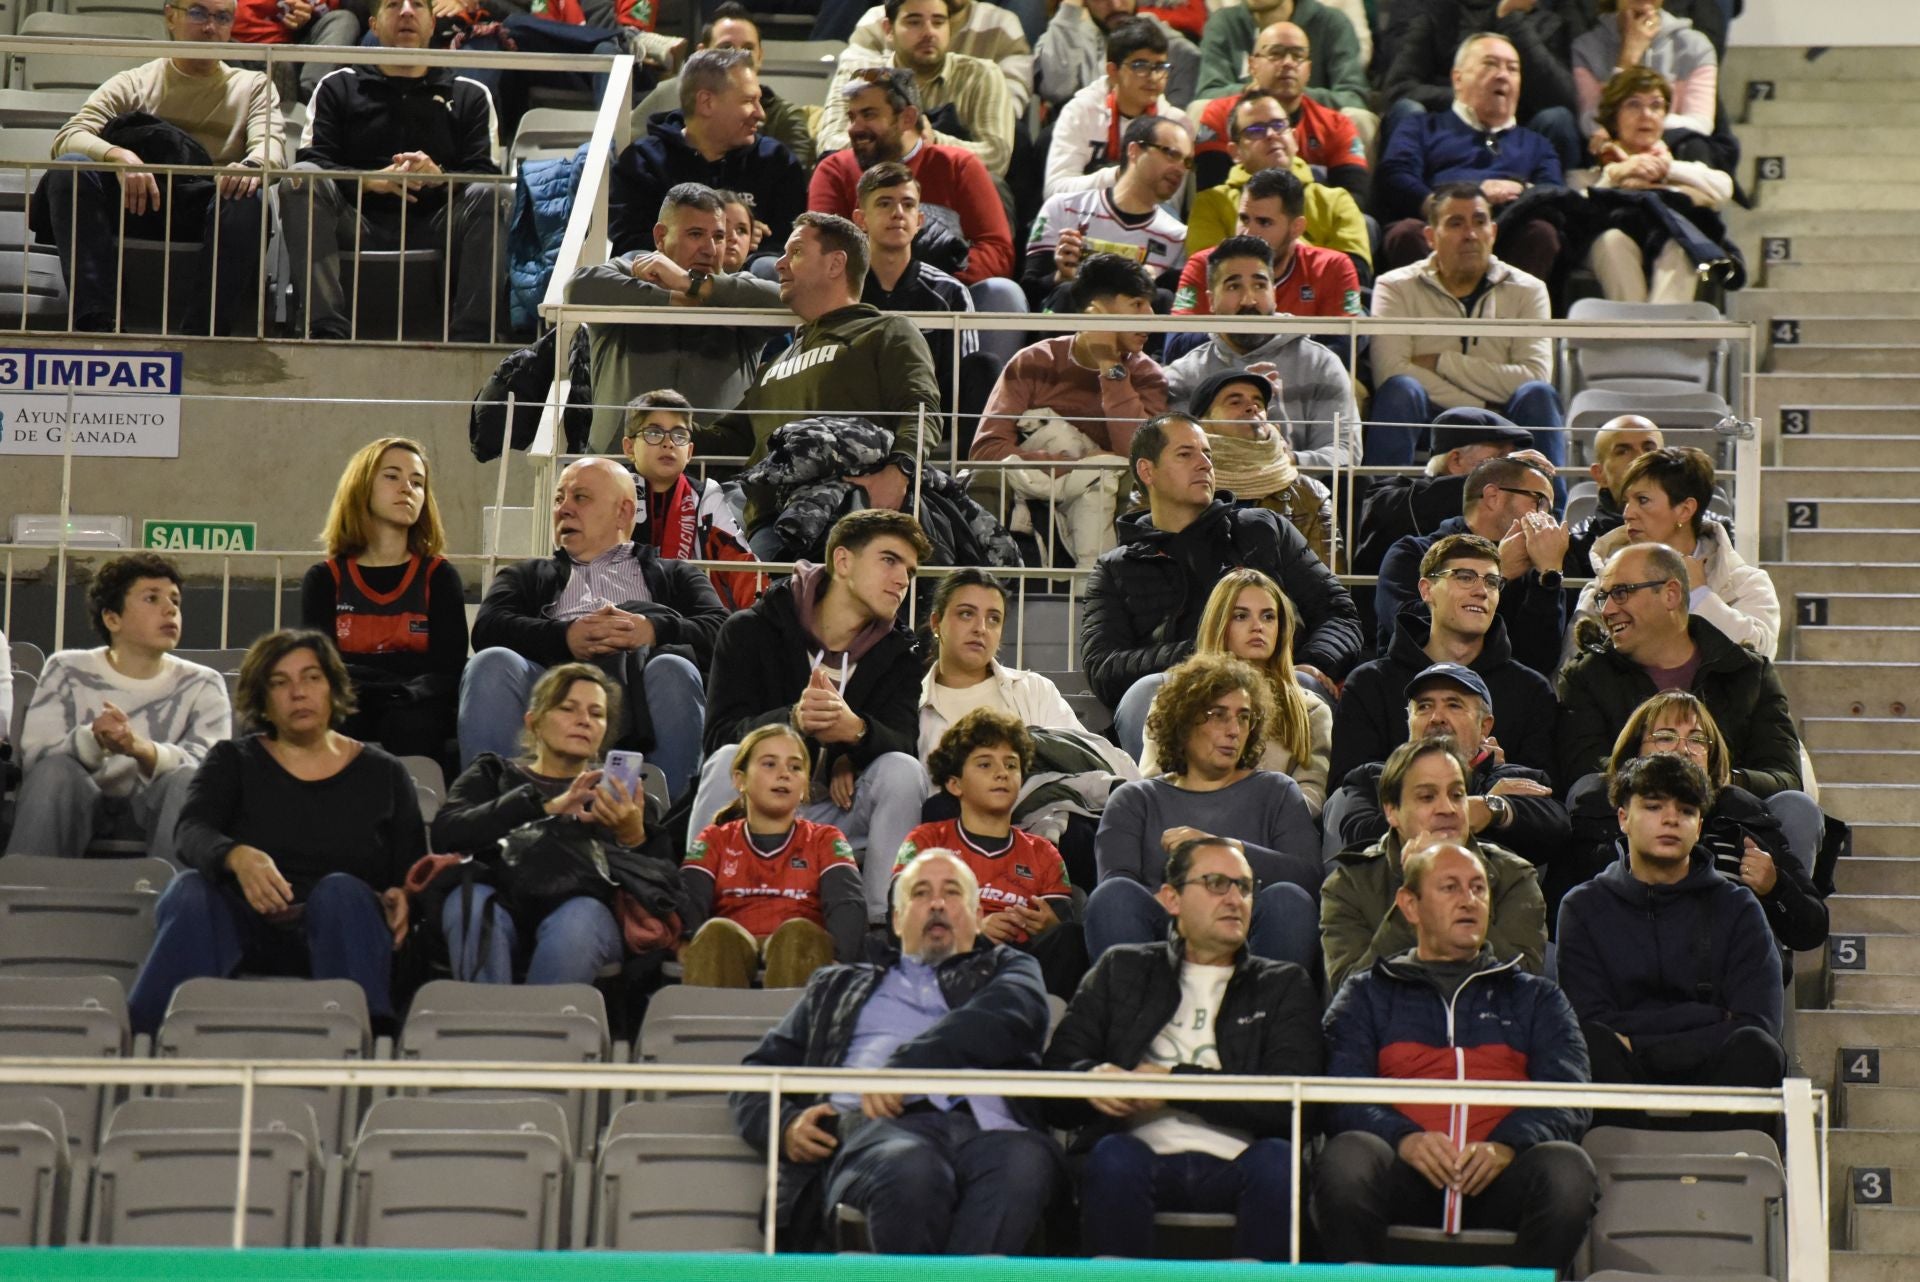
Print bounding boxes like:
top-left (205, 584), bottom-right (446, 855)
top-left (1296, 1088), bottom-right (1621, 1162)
top-left (1164, 330), bottom-right (1362, 470)
top-left (1094, 770), bottom-right (1321, 897)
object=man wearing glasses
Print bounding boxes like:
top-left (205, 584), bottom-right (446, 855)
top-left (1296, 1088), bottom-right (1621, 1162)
top-left (1043, 834), bottom-right (1323, 1260)
top-left (1374, 455), bottom-right (1569, 676)
top-left (41, 0), bottom-right (284, 334)
top-left (1034, 0), bottom-right (1197, 110)
top-left (1195, 0), bottom-right (1371, 117)
top-left (1195, 19), bottom-right (1372, 200)
top-left (1043, 17), bottom-right (1191, 199)
top-left (1024, 116), bottom-right (1191, 310)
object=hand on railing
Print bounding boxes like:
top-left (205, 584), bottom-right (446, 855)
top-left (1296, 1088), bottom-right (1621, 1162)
top-left (216, 162), bottom-right (263, 202)
top-left (105, 148), bottom-right (162, 214)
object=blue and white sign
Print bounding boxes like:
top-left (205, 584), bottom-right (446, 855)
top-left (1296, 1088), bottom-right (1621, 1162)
top-left (0, 347), bottom-right (184, 458)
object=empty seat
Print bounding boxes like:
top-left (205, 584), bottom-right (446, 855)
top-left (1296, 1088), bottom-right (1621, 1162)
top-left (593, 1127), bottom-right (763, 1251)
top-left (0, 974), bottom-right (129, 1159)
top-left (155, 978), bottom-right (373, 1155)
top-left (1582, 1123), bottom-right (1782, 1167)
top-left (0, 853), bottom-right (173, 986)
top-left (399, 755), bottom-right (446, 821)
top-left (399, 981), bottom-right (612, 1156)
top-left (509, 107), bottom-right (598, 169)
top-left (88, 1096), bottom-right (321, 1247)
top-left (1560, 299), bottom-right (1729, 399)
top-left (1564, 387), bottom-right (1737, 466)
top-left (343, 1096), bottom-right (573, 1249)
top-left (12, 13), bottom-right (155, 91)
top-left (642, 984), bottom-right (802, 1024)
top-left (639, 1014), bottom-right (786, 1067)
top-left (9, 640), bottom-right (45, 677)
top-left (0, 1097), bottom-right (69, 1246)
top-left (1583, 1153), bottom-right (1785, 1280)
top-left (0, 87), bottom-right (87, 129)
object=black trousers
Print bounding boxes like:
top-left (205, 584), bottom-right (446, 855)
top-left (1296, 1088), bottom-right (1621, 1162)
top-left (1582, 1020), bottom-right (1786, 1134)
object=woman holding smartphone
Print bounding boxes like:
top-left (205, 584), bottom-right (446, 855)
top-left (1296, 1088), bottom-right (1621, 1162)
top-left (430, 663), bottom-right (649, 985)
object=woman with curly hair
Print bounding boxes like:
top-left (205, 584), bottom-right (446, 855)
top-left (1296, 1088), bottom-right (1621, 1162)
top-left (1087, 653), bottom-right (1320, 969)
top-left (1139, 569), bottom-right (1332, 815)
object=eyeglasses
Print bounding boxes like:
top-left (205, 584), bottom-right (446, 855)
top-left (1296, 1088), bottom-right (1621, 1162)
top-left (1644, 729), bottom-right (1713, 750)
top-left (1426, 567), bottom-right (1506, 593)
top-left (1121, 59), bottom-right (1172, 77)
top-left (168, 3), bottom-right (235, 25)
top-left (1496, 485), bottom-right (1554, 512)
top-left (1596, 578), bottom-right (1672, 606)
top-left (1253, 45), bottom-right (1311, 63)
top-left (1202, 706), bottom-right (1253, 728)
top-left (628, 426), bottom-right (693, 446)
top-left (1238, 120), bottom-right (1292, 140)
top-left (1141, 141), bottom-right (1192, 169)
top-left (1177, 872), bottom-right (1255, 898)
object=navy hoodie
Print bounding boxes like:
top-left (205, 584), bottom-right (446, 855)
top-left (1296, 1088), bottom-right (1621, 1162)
top-left (1555, 847), bottom-right (1783, 1076)
top-left (608, 110), bottom-right (808, 258)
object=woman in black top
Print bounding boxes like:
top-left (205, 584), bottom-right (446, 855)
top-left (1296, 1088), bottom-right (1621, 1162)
top-left (127, 630), bottom-right (425, 1035)
top-left (301, 436), bottom-right (467, 766)
top-left (431, 663), bottom-right (652, 986)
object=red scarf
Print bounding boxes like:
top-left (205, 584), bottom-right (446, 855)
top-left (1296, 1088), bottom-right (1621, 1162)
top-left (647, 474), bottom-right (701, 562)
top-left (1105, 92), bottom-right (1159, 162)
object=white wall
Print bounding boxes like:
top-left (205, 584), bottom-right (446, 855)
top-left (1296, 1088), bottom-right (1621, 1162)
top-left (1732, 0), bottom-right (1920, 47)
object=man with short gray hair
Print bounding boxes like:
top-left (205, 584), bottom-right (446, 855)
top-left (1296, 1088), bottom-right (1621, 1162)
top-left (732, 848), bottom-right (1062, 1254)
top-left (609, 46), bottom-right (807, 258)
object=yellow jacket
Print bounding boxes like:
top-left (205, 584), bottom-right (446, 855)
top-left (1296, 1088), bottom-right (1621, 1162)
top-left (1185, 159), bottom-right (1370, 266)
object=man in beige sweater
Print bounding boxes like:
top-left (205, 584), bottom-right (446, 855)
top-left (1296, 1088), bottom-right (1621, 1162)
top-left (42, 0), bottom-right (283, 334)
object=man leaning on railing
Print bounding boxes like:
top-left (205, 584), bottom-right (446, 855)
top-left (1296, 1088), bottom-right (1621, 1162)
top-left (278, 0), bottom-right (506, 341)
top-left (36, 0), bottom-right (285, 335)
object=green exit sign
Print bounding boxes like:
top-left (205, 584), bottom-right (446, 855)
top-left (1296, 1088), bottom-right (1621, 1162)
top-left (142, 519), bottom-right (257, 552)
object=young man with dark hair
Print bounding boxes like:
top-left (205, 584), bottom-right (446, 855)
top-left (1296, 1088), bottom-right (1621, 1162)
top-left (570, 181), bottom-right (782, 449)
top-left (973, 252), bottom-right (1167, 569)
top-left (1025, 114), bottom-right (1192, 309)
top-left (691, 510), bottom-right (937, 925)
top-left (8, 554), bottom-right (232, 863)
top-left (700, 212), bottom-right (942, 557)
top-left (1557, 753), bottom-right (1788, 1099)
top-left (1317, 839), bottom-right (1596, 1271)
top-left (618, 389), bottom-right (763, 611)
top-left (844, 0), bottom-right (1035, 113)
top-left (806, 67), bottom-right (1016, 284)
top-left (1044, 834), bottom-right (1323, 1260)
top-left (1321, 735), bottom-right (1546, 993)
top-left (1083, 413), bottom-right (1360, 747)
top-left (851, 162), bottom-right (979, 415)
top-left (1044, 16), bottom-right (1193, 197)
top-left (898, 707), bottom-right (1086, 995)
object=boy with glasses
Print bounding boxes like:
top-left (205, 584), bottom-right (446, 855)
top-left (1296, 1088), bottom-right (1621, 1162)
top-left (1044, 17), bottom-right (1192, 198)
top-left (619, 389), bottom-right (764, 610)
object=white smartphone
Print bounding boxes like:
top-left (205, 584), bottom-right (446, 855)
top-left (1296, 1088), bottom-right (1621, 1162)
top-left (602, 749), bottom-right (645, 798)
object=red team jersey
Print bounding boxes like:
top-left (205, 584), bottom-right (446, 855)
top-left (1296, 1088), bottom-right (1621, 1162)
top-left (684, 817), bottom-right (859, 938)
top-left (1173, 239), bottom-right (1363, 317)
top-left (895, 821), bottom-right (1072, 931)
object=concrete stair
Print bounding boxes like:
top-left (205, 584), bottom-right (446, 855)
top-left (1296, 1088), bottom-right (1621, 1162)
top-left (1811, 751), bottom-right (1920, 785)
top-left (1793, 629), bottom-right (1920, 663)
top-left (1777, 663), bottom-right (1920, 717)
top-left (1771, 346), bottom-right (1920, 375)
top-left (1801, 718), bottom-right (1920, 750)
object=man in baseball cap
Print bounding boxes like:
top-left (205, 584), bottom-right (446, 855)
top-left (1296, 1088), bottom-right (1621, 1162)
top-left (1185, 367), bottom-right (1336, 563)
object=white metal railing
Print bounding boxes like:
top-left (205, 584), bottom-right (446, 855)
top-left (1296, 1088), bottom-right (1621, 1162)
top-left (0, 1056), bottom-right (1826, 1279)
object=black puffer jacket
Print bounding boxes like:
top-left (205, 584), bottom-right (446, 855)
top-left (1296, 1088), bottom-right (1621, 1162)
top-left (1080, 496), bottom-right (1363, 709)
top-left (1042, 935), bottom-right (1323, 1142)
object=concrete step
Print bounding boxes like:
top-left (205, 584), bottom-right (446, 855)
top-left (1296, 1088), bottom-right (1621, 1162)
top-left (1794, 630), bottom-right (1920, 664)
top-left (1770, 345), bottom-right (1920, 375)
top-left (1835, 1253), bottom-right (1919, 1282)
top-left (1851, 1205), bottom-right (1920, 1253)
top-left (1844, 1087), bottom-right (1920, 1130)
top-left (1730, 214), bottom-right (1920, 246)
top-left (1830, 896), bottom-right (1920, 935)
top-left (1761, 408), bottom-right (1920, 437)
top-left (1770, 499), bottom-right (1920, 530)
top-left (1728, 48), bottom-right (1920, 81)
top-left (1835, 972), bottom-right (1920, 1008)
top-left (1833, 860), bottom-right (1920, 896)
top-left (1778, 664), bottom-right (1920, 719)
top-left (1754, 316), bottom-right (1920, 343)
top-left (1838, 1165), bottom-right (1920, 1210)
top-left (1744, 78), bottom-right (1920, 103)
top-left (1797, 1015), bottom-right (1920, 1091)
top-left (1819, 784), bottom-right (1920, 826)
top-left (1750, 100), bottom-right (1920, 127)
top-left (1804, 717), bottom-right (1920, 751)
top-left (1747, 156), bottom-right (1920, 186)
top-left (1760, 187), bottom-right (1920, 216)
top-left (1782, 530), bottom-right (1920, 563)
top-left (1781, 436), bottom-right (1920, 467)
top-left (1806, 749), bottom-right (1920, 784)
top-left (1825, 936), bottom-right (1920, 977)
top-left (1730, 128), bottom-right (1920, 166)
top-left (1767, 562), bottom-right (1920, 599)
top-left (1853, 824), bottom-right (1920, 859)
top-left (1758, 470), bottom-right (1920, 502)
top-left (1757, 374), bottom-right (1920, 407)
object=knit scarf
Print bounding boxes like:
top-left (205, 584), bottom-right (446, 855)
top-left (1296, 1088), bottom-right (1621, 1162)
top-left (1206, 425), bottom-right (1298, 498)
top-left (646, 474), bottom-right (700, 562)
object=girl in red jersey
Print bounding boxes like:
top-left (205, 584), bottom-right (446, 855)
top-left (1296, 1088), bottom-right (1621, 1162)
top-left (896, 708), bottom-right (1088, 996)
top-left (680, 725), bottom-right (866, 987)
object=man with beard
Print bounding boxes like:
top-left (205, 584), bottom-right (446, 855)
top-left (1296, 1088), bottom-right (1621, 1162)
top-left (1035, 0), bottom-right (1198, 109)
top-left (1024, 115), bottom-right (1191, 310)
top-left (1195, 20), bottom-right (1368, 205)
top-left (806, 67), bottom-right (1015, 286)
top-left (847, 0), bottom-right (1035, 112)
top-left (1164, 235), bottom-right (1360, 473)
top-left (817, 0), bottom-right (1019, 179)
top-left (731, 848), bottom-right (1061, 1252)
top-left (1320, 736), bottom-right (1546, 995)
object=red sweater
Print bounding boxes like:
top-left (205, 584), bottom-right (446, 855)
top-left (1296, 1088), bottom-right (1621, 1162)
top-left (807, 144), bottom-right (1015, 285)
top-left (1198, 92), bottom-right (1368, 176)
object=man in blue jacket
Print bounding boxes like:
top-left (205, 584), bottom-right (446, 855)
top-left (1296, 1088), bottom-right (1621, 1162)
top-left (1316, 840), bottom-right (1597, 1269)
top-left (1556, 753), bottom-right (1787, 1100)
top-left (731, 849), bottom-right (1061, 1254)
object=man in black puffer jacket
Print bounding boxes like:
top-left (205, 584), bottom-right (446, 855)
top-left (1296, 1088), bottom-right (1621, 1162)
top-left (1081, 414), bottom-right (1361, 759)
top-left (1044, 834), bottom-right (1322, 1260)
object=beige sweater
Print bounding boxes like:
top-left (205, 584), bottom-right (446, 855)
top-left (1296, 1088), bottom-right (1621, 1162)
top-left (54, 57), bottom-right (284, 168)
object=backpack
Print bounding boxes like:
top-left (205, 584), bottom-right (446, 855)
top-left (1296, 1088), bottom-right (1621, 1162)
top-left (469, 326), bottom-right (594, 461)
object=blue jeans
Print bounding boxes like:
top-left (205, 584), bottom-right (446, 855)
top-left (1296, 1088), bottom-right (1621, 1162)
top-left (128, 870), bottom-right (393, 1036)
top-left (1763, 789), bottom-right (1823, 881)
top-left (1083, 878), bottom-right (1319, 973)
top-left (1366, 376), bottom-right (1568, 504)
top-left (456, 646), bottom-right (705, 800)
top-left (1080, 1133), bottom-right (1296, 1260)
top-left (440, 884), bottom-right (623, 985)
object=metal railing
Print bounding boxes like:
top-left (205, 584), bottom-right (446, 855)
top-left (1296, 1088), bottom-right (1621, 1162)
top-left (0, 1055), bottom-right (1828, 1279)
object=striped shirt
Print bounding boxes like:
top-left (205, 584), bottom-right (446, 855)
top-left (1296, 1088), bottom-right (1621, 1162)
top-left (546, 542), bottom-right (653, 621)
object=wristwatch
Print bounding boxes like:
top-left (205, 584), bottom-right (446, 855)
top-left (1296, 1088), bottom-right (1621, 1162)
top-left (684, 267), bottom-right (710, 300)
top-left (1101, 363), bottom-right (1127, 381)
top-left (1483, 794), bottom-right (1512, 828)
top-left (1538, 569), bottom-right (1564, 591)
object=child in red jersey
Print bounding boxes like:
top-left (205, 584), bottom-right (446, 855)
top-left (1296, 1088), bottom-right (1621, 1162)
top-left (680, 725), bottom-right (865, 987)
top-left (896, 708), bottom-right (1089, 996)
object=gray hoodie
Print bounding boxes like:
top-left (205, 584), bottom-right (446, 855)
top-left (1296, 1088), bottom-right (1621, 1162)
top-left (1572, 10), bottom-right (1718, 136)
top-left (1164, 329), bottom-right (1362, 470)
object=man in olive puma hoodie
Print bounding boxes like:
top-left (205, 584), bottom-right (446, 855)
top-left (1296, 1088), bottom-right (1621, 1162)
top-left (698, 212), bottom-right (942, 555)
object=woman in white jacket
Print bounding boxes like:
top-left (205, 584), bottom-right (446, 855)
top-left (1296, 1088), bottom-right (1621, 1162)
top-left (1568, 446), bottom-right (1779, 662)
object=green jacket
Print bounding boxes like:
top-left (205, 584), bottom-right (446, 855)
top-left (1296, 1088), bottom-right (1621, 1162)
top-left (1555, 616), bottom-right (1803, 798)
top-left (1195, 0), bottom-right (1371, 108)
top-left (1321, 831), bottom-right (1547, 997)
